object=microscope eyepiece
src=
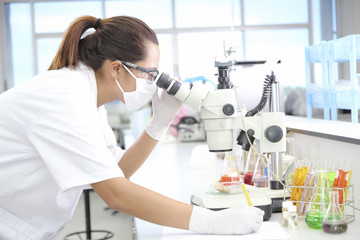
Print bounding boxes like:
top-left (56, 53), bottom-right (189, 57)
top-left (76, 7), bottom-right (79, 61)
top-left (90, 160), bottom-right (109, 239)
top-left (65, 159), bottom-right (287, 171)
top-left (156, 72), bottom-right (173, 90)
top-left (156, 72), bottom-right (184, 96)
top-left (168, 81), bottom-right (182, 96)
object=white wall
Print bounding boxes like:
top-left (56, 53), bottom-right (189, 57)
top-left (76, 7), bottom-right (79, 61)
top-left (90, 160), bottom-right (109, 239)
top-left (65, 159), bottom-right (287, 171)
top-left (335, 0), bottom-right (360, 87)
top-left (337, 0), bottom-right (360, 37)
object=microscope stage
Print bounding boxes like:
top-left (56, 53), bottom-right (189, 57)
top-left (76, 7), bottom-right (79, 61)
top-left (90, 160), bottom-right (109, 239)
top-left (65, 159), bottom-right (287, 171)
top-left (190, 185), bottom-right (290, 220)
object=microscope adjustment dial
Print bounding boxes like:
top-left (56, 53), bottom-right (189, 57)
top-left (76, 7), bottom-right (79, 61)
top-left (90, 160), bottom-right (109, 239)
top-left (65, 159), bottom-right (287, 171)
top-left (223, 104), bottom-right (235, 116)
top-left (265, 125), bottom-right (283, 143)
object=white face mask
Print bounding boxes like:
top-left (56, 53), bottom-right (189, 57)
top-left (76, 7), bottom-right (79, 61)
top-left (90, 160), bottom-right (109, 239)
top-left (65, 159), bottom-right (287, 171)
top-left (115, 65), bottom-right (156, 111)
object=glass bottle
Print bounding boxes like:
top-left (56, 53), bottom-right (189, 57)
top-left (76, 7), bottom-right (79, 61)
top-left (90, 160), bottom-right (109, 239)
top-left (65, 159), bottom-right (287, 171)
top-left (305, 170), bottom-right (330, 229)
top-left (288, 205), bottom-right (298, 229)
top-left (282, 201), bottom-right (291, 227)
top-left (322, 190), bottom-right (348, 234)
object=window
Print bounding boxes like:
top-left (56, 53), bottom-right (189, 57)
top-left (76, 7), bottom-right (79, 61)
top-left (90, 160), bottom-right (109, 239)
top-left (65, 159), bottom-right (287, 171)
top-left (245, 29), bottom-right (309, 87)
top-left (37, 38), bottom-right (62, 73)
top-left (244, 0), bottom-right (308, 25)
top-left (156, 34), bottom-right (173, 75)
top-left (175, 0), bottom-right (241, 28)
top-left (34, 1), bottom-right (102, 33)
top-left (178, 31), bottom-right (243, 80)
top-left (105, 0), bottom-right (172, 29)
top-left (3, 0), bottom-right (322, 90)
top-left (5, 2), bottom-right (33, 86)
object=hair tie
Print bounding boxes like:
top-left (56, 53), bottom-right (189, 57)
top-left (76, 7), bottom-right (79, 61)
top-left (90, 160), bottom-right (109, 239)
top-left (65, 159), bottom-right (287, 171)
top-left (94, 18), bottom-right (101, 30)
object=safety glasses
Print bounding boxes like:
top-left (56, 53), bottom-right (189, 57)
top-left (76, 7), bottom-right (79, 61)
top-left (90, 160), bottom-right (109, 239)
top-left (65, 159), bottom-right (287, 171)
top-left (97, 54), bottom-right (159, 83)
top-left (120, 61), bottom-right (159, 83)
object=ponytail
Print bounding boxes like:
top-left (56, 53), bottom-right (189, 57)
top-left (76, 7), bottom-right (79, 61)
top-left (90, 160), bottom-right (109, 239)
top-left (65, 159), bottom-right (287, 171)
top-left (48, 15), bottom-right (158, 71)
top-left (48, 16), bottom-right (99, 70)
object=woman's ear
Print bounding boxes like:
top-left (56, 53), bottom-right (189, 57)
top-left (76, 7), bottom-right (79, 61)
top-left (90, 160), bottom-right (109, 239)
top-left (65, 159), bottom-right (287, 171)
top-left (109, 60), bottom-right (123, 79)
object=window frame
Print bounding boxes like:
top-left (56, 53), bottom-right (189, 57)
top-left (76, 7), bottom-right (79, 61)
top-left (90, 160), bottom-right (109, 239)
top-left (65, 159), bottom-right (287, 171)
top-left (1, 0), bottom-right (315, 90)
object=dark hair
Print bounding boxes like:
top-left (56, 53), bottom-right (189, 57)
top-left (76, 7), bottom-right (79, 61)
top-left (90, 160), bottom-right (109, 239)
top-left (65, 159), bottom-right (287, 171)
top-left (48, 15), bottom-right (158, 71)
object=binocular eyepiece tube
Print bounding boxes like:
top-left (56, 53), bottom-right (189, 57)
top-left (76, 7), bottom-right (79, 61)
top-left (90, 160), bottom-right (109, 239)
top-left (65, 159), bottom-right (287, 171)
top-left (156, 73), bottom-right (182, 96)
top-left (156, 73), bottom-right (208, 109)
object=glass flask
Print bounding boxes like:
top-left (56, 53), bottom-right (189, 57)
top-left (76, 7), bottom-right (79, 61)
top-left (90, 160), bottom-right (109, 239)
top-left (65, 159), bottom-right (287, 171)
top-left (305, 170), bottom-right (330, 229)
top-left (221, 153), bottom-right (241, 182)
top-left (322, 190), bottom-right (348, 234)
top-left (213, 153), bottom-right (242, 193)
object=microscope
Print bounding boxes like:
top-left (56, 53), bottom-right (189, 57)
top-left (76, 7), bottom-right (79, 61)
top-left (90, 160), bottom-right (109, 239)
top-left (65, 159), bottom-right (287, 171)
top-left (156, 60), bottom-right (288, 220)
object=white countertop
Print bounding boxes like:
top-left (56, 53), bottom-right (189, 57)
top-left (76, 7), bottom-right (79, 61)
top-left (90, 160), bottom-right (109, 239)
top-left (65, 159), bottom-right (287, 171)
top-left (285, 116), bottom-right (360, 144)
top-left (131, 139), bottom-right (358, 240)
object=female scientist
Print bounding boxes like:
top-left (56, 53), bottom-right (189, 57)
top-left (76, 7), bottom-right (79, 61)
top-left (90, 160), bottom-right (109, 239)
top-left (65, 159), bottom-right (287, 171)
top-left (0, 16), bottom-right (263, 239)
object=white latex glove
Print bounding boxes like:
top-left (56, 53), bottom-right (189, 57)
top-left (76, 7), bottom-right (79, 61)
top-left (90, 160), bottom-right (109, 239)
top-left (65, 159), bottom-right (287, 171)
top-left (145, 87), bottom-right (183, 140)
top-left (189, 206), bottom-right (264, 235)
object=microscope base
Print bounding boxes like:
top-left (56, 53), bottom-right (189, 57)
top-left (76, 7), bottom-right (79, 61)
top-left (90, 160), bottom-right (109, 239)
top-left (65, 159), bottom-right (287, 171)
top-left (190, 185), bottom-right (290, 220)
top-left (265, 187), bottom-right (291, 212)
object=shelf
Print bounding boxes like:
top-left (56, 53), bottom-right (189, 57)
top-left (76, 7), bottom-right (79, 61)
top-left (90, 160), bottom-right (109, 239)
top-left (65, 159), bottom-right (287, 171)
top-left (306, 35), bottom-right (360, 123)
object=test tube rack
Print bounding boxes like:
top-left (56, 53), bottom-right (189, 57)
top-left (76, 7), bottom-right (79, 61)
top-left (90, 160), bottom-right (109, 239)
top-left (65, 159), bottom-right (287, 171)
top-left (283, 185), bottom-right (356, 223)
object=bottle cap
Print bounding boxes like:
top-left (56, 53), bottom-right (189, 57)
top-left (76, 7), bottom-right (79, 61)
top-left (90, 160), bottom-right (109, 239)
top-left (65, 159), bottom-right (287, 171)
top-left (282, 201), bottom-right (291, 208)
top-left (288, 205), bottom-right (297, 212)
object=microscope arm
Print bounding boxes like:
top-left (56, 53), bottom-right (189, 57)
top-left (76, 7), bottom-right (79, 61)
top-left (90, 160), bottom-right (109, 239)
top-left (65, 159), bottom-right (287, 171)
top-left (197, 87), bottom-right (286, 154)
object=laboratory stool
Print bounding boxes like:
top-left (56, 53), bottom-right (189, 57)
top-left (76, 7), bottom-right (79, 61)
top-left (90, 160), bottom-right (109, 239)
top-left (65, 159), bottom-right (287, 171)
top-left (64, 189), bottom-right (114, 240)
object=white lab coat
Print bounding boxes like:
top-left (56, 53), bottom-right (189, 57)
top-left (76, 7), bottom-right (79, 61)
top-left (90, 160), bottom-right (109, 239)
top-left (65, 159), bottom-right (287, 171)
top-left (0, 63), bottom-right (125, 239)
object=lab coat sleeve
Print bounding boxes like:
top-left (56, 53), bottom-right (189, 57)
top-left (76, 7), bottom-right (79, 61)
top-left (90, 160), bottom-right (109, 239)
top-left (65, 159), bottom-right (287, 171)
top-left (27, 88), bottom-right (124, 192)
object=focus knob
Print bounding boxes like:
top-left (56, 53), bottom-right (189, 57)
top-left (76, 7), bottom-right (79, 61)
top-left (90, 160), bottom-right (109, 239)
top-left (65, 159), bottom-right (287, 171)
top-left (223, 104), bottom-right (235, 116)
top-left (265, 125), bottom-right (283, 143)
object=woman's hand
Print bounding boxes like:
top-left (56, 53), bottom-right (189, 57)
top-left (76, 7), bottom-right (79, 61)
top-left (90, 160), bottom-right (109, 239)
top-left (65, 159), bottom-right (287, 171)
top-left (145, 87), bottom-right (182, 140)
top-left (189, 206), bottom-right (264, 235)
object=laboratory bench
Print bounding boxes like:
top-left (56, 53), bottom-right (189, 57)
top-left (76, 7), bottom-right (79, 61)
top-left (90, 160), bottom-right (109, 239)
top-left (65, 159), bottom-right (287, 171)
top-left (131, 143), bottom-right (359, 240)
top-left (131, 116), bottom-right (360, 240)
